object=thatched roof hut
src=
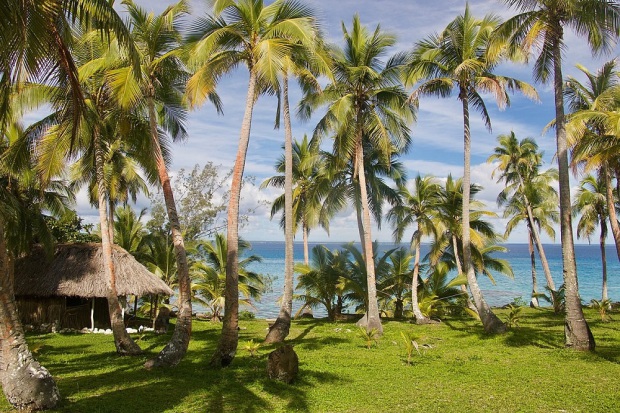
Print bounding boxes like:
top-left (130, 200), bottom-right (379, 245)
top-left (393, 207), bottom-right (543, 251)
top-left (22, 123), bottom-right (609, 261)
top-left (14, 243), bottom-right (173, 330)
top-left (15, 243), bottom-right (173, 298)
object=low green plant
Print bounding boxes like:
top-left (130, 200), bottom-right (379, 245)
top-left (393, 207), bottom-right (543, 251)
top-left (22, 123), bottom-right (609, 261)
top-left (590, 299), bottom-right (613, 322)
top-left (400, 331), bottom-right (432, 365)
top-left (358, 327), bottom-right (380, 349)
top-left (542, 284), bottom-right (566, 314)
top-left (511, 296), bottom-right (527, 307)
top-left (243, 339), bottom-right (260, 357)
top-left (239, 310), bottom-right (256, 320)
top-left (504, 304), bottom-right (522, 328)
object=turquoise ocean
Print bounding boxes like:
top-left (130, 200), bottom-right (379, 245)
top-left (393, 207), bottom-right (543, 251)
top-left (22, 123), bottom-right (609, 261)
top-left (237, 241), bottom-right (620, 319)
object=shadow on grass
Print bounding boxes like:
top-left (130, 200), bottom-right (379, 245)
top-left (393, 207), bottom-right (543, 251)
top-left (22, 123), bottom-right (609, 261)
top-left (33, 321), bottom-right (345, 413)
top-left (441, 309), bottom-right (566, 349)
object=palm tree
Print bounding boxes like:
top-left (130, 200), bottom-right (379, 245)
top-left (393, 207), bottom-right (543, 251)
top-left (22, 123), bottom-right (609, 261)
top-left (429, 175), bottom-right (497, 309)
top-left (339, 243), bottom-right (397, 317)
top-left (488, 132), bottom-right (558, 294)
top-left (113, 205), bottom-right (147, 315)
top-left (33, 27), bottom-right (143, 356)
top-left (565, 60), bottom-right (620, 262)
top-left (0, 118), bottom-right (71, 410)
top-left (502, 176), bottom-right (559, 307)
top-left (295, 245), bottom-right (347, 321)
top-left (114, 206), bottom-right (147, 256)
top-left (0, 2), bottom-right (137, 408)
top-left (498, 0), bottom-right (620, 351)
top-left (139, 229), bottom-right (177, 319)
top-left (377, 247), bottom-right (414, 319)
top-left (387, 175), bottom-right (441, 324)
top-left (299, 15), bottom-right (415, 334)
top-left (0, 0), bottom-right (139, 133)
top-left (105, 0), bottom-right (196, 369)
top-left (264, 31), bottom-right (332, 343)
top-left (191, 233), bottom-right (264, 321)
top-left (262, 135), bottom-right (332, 265)
top-left (70, 137), bottom-right (150, 242)
top-left (186, 0), bottom-right (321, 366)
top-left (404, 5), bottom-right (537, 334)
top-left (573, 174), bottom-right (610, 301)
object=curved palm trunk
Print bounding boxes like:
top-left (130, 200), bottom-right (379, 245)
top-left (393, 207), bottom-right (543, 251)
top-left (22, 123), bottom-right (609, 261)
top-left (411, 229), bottom-right (430, 323)
top-left (211, 70), bottom-right (257, 367)
top-left (452, 234), bottom-right (476, 312)
top-left (0, 220), bottom-right (60, 410)
top-left (460, 92), bottom-right (505, 334)
top-left (144, 90), bottom-right (192, 369)
top-left (600, 218), bottom-right (608, 301)
top-left (265, 73), bottom-right (293, 343)
top-left (552, 41), bottom-right (593, 350)
top-left (95, 129), bottom-right (142, 356)
top-left (524, 203), bottom-right (556, 292)
top-left (527, 227), bottom-right (539, 308)
top-left (603, 166), bottom-right (620, 261)
top-left (355, 138), bottom-right (382, 334)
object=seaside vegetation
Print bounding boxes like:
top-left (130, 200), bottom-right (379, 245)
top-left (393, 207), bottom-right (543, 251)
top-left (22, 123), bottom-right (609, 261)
top-left (0, 309), bottom-right (619, 412)
top-left (1, 0), bottom-right (620, 410)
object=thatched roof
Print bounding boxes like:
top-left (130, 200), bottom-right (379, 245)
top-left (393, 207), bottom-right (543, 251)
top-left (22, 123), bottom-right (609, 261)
top-left (14, 243), bottom-right (174, 298)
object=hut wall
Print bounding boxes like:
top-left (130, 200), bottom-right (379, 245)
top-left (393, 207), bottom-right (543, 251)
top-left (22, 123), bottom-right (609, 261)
top-left (93, 297), bottom-right (111, 329)
top-left (16, 296), bottom-right (112, 330)
top-left (17, 297), bottom-right (65, 327)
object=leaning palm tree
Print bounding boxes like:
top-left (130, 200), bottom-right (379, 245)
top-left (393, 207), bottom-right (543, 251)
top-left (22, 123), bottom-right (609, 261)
top-left (498, 0), bottom-right (620, 351)
top-left (404, 5), bottom-right (537, 333)
top-left (186, 0), bottom-right (321, 366)
top-left (565, 60), bottom-right (620, 262)
top-left (107, 0), bottom-right (197, 369)
top-left (387, 175), bottom-right (441, 324)
top-left (0, 2), bottom-right (137, 408)
top-left (573, 174), bottom-right (610, 301)
top-left (429, 175), bottom-right (498, 310)
top-left (488, 132), bottom-right (558, 293)
top-left (29, 26), bottom-right (144, 357)
top-left (299, 15), bottom-right (415, 334)
top-left (0, 117), bottom-right (71, 410)
top-left (502, 177), bottom-right (559, 307)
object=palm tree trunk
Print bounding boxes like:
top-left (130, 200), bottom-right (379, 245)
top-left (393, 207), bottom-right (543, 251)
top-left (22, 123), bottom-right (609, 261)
top-left (600, 218), bottom-right (608, 301)
top-left (211, 69), bottom-right (257, 367)
top-left (355, 137), bottom-right (382, 335)
top-left (412, 229), bottom-right (430, 323)
top-left (552, 40), bottom-right (593, 350)
top-left (453, 234), bottom-right (476, 313)
top-left (525, 203), bottom-right (556, 292)
top-left (95, 128), bottom-right (142, 356)
top-left (303, 222), bottom-right (309, 266)
top-left (355, 200), bottom-right (366, 257)
top-left (528, 228), bottom-right (539, 308)
top-left (265, 73), bottom-right (293, 343)
top-left (0, 220), bottom-right (60, 410)
top-left (144, 89), bottom-right (192, 369)
top-left (603, 166), bottom-right (620, 260)
top-left (460, 91), bottom-right (505, 334)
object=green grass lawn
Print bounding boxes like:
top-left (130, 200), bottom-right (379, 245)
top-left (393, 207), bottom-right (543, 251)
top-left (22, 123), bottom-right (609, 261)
top-left (3, 308), bottom-right (620, 412)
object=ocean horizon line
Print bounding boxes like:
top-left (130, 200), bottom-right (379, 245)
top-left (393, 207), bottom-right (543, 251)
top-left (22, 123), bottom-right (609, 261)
top-left (242, 239), bottom-right (606, 247)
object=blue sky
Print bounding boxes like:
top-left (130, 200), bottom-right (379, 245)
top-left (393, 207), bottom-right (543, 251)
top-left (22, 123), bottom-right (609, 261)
top-left (70, 0), bottom-right (619, 244)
